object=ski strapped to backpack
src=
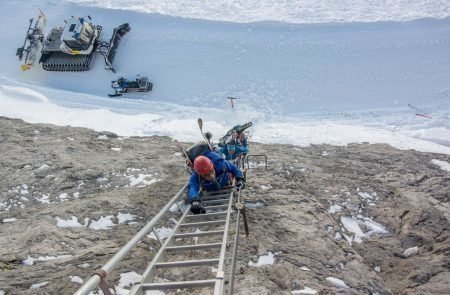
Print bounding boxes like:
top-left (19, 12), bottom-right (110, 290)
top-left (197, 118), bottom-right (213, 151)
top-left (175, 140), bottom-right (193, 166)
top-left (219, 122), bottom-right (252, 146)
top-left (175, 119), bottom-right (214, 169)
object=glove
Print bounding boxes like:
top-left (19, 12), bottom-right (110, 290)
top-left (190, 199), bottom-right (206, 215)
top-left (235, 178), bottom-right (246, 191)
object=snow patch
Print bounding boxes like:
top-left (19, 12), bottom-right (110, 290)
top-left (1, 85), bottom-right (49, 103)
top-left (70, 276), bottom-right (84, 284)
top-left (30, 281), bottom-right (48, 289)
top-left (260, 184), bottom-right (272, 190)
top-left (22, 255), bottom-right (71, 266)
top-left (404, 246), bottom-right (419, 257)
top-left (292, 286), bottom-right (317, 294)
top-left (114, 271), bottom-right (142, 295)
top-left (328, 204), bottom-right (342, 213)
top-left (340, 216), bottom-right (365, 244)
top-left (248, 251), bottom-right (275, 267)
top-left (35, 194), bottom-right (50, 204)
top-left (147, 227), bottom-right (173, 240)
top-left (431, 159), bottom-right (450, 172)
top-left (245, 201), bottom-right (265, 209)
top-left (59, 193), bottom-right (69, 200)
top-left (56, 216), bottom-right (86, 228)
top-left (358, 192), bottom-right (374, 200)
top-left (117, 212), bottom-right (136, 224)
top-left (340, 216), bottom-right (387, 245)
top-left (89, 215), bottom-right (115, 230)
top-left (128, 174), bottom-right (159, 187)
top-left (169, 200), bottom-right (189, 213)
top-left (326, 277), bottom-right (350, 289)
top-left (78, 263), bottom-right (90, 268)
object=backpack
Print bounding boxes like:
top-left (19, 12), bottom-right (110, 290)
top-left (186, 141), bottom-right (211, 163)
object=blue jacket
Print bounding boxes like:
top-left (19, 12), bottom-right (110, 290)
top-left (219, 144), bottom-right (248, 160)
top-left (188, 151), bottom-right (244, 201)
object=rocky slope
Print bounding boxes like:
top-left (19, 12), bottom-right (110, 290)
top-left (0, 117), bottom-right (449, 294)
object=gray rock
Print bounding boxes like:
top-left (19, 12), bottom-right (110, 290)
top-left (0, 117), bottom-right (449, 295)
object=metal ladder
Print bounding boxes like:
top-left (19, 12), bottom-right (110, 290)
top-left (130, 188), bottom-right (246, 294)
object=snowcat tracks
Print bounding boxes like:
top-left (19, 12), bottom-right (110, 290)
top-left (41, 51), bottom-right (97, 71)
top-left (103, 23), bottom-right (130, 72)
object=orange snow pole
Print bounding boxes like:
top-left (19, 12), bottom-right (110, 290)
top-left (227, 97), bottom-right (237, 109)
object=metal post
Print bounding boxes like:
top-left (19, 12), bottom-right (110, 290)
top-left (151, 228), bottom-right (163, 247)
top-left (228, 194), bottom-right (242, 295)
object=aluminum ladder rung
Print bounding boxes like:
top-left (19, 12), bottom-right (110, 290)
top-left (156, 258), bottom-right (219, 268)
top-left (203, 199), bottom-right (230, 205)
top-left (180, 219), bottom-right (227, 227)
top-left (124, 186), bottom-right (235, 295)
top-left (204, 204), bottom-right (229, 210)
top-left (166, 242), bottom-right (222, 252)
top-left (185, 212), bottom-right (228, 220)
top-left (202, 194), bottom-right (230, 201)
top-left (204, 189), bottom-right (232, 196)
top-left (142, 279), bottom-right (216, 290)
top-left (174, 230), bottom-right (224, 239)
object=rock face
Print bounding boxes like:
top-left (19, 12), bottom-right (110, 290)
top-left (0, 116), bottom-right (449, 294)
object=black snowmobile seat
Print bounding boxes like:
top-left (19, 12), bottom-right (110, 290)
top-left (128, 81), bottom-right (139, 88)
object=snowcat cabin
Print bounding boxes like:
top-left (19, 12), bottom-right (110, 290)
top-left (60, 17), bottom-right (97, 54)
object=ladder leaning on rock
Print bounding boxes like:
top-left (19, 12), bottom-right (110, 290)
top-left (74, 183), bottom-right (249, 295)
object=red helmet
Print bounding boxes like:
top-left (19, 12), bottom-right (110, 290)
top-left (194, 156), bottom-right (214, 175)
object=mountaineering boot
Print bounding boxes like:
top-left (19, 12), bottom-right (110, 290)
top-left (190, 199), bottom-right (206, 215)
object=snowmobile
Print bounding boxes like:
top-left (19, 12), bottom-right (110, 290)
top-left (17, 11), bottom-right (130, 72)
top-left (108, 76), bottom-right (153, 97)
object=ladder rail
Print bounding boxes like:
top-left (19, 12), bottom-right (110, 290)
top-left (131, 193), bottom-right (231, 293)
top-left (76, 184), bottom-right (241, 295)
top-left (228, 189), bottom-right (243, 295)
top-left (214, 189), bottom-right (235, 294)
top-left (74, 183), bottom-right (189, 295)
top-left (139, 205), bottom-right (192, 284)
top-left (132, 189), bottom-right (236, 294)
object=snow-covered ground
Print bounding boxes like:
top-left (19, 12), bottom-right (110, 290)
top-left (1, 0), bottom-right (450, 154)
top-left (69, 0), bottom-right (450, 24)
